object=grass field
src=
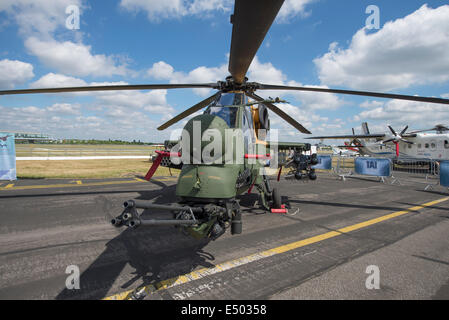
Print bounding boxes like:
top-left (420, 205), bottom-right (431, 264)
top-left (16, 159), bottom-right (180, 179)
top-left (14, 144), bottom-right (354, 179)
top-left (16, 144), bottom-right (158, 157)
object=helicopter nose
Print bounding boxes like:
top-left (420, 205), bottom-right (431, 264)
top-left (181, 114), bottom-right (229, 164)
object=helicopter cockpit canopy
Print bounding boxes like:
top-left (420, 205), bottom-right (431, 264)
top-left (205, 107), bottom-right (238, 128)
top-left (216, 92), bottom-right (248, 106)
top-left (204, 92), bottom-right (248, 128)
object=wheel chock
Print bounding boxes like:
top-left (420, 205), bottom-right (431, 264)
top-left (271, 204), bottom-right (288, 214)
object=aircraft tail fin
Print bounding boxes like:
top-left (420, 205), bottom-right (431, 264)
top-left (362, 122), bottom-right (370, 135)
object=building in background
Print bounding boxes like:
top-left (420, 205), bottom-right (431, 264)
top-left (4, 132), bottom-right (53, 144)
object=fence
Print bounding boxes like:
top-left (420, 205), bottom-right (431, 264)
top-left (314, 155), bottom-right (449, 191)
top-left (389, 158), bottom-right (442, 190)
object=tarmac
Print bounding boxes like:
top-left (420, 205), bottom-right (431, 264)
top-left (0, 172), bottom-right (448, 300)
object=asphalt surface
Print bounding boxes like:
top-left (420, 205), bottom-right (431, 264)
top-left (0, 173), bottom-right (448, 300)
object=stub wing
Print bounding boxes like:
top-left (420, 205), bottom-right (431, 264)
top-left (266, 141), bottom-right (312, 151)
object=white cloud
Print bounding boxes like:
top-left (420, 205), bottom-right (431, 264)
top-left (187, 0), bottom-right (232, 15)
top-left (25, 37), bottom-right (129, 77)
top-left (314, 5), bottom-right (449, 91)
top-left (277, 0), bottom-right (316, 23)
top-left (0, 59), bottom-right (34, 89)
top-left (359, 100), bottom-right (384, 109)
top-left (247, 57), bottom-right (286, 84)
top-left (271, 107), bottom-right (336, 140)
top-left (148, 61), bottom-right (227, 83)
top-left (30, 73), bottom-right (87, 88)
top-left (353, 98), bottom-right (449, 130)
top-left (119, 0), bottom-right (188, 21)
top-left (29, 73), bottom-right (175, 116)
top-left (0, 103), bottom-right (165, 141)
top-left (283, 81), bottom-right (346, 110)
top-left (0, 0), bottom-right (83, 37)
top-left (46, 103), bottom-right (81, 115)
top-left (147, 61), bottom-right (175, 80)
top-left (120, 0), bottom-right (314, 23)
top-left (147, 60), bottom-right (227, 96)
top-left (246, 58), bottom-right (345, 111)
top-left (97, 90), bottom-right (175, 115)
top-left (1, 1), bottom-right (132, 79)
top-left (119, 0), bottom-right (232, 22)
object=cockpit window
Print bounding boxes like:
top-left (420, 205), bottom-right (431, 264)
top-left (205, 106), bottom-right (238, 128)
top-left (216, 93), bottom-right (247, 106)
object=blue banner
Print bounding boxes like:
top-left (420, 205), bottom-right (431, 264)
top-left (312, 155), bottom-right (332, 170)
top-left (354, 158), bottom-right (391, 177)
top-left (439, 161), bottom-right (449, 187)
top-left (0, 133), bottom-right (16, 180)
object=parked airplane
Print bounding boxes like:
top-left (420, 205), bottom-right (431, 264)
top-left (331, 145), bottom-right (359, 157)
top-left (307, 123), bottom-right (449, 160)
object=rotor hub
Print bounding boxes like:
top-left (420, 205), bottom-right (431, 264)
top-left (216, 76), bottom-right (259, 93)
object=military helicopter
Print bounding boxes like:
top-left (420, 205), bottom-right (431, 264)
top-left (1, 0), bottom-right (448, 240)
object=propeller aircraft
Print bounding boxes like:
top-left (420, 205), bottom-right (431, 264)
top-left (308, 122), bottom-right (449, 160)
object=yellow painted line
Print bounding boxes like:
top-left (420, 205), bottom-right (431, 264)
top-left (0, 178), bottom-right (177, 191)
top-left (156, 178), bottom-right (177, 182)
top-left (104, 196), bottom-right (449, 300)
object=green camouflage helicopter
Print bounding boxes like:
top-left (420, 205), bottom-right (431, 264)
top-left (1, 0), bottom-right (448, 240)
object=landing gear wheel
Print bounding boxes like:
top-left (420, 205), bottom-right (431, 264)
top-left (271, 187), bottom-right (282, 209)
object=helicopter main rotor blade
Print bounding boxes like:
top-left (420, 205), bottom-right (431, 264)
top-left (228, 0), bottom-right (284, 84)
top-left (247, 92), bottom-right (312, 134)
top-left (409, 125), bottom-right (449, 133)
top-left (157, 92), bottom-right (220, 131)
top-left (0, 83), bottom-right (218, 96)
top-left (256, 84), bottom-right (449, 105)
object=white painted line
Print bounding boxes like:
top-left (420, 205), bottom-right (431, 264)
top-left (16, 156), bottom-right (151, 161)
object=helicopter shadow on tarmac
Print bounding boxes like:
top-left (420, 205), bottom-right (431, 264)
top-left (56, 182), bottom-right (215, 300)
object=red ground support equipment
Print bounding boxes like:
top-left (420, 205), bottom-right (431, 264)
top-left (144, 151), bottom-right (180, 181)
top-left (271, 204), bottom-right (288, 214)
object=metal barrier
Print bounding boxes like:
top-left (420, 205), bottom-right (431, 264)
top-left (438, 161), bottom-right (449, 188)
top-left (313, 155), bottom-right (355, 179)
top-left (331, 155), bottom-right (356, 179)
top-left (390, 158), bottom-right (442, 190)
top-left (313, 153), bottom-right (449, 191)
top-left (312, 155), bottom-right (332, 170)
top-left (336, 157), bottom-right (392, 182)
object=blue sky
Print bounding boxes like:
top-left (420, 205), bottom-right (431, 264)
top-left (0, 0), bottom-right (448, 143)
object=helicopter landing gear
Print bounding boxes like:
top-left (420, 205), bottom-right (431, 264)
top-left (271, 187), bottom-right (282, 209)
top-left (254, 174), bottom-right (283, 211)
